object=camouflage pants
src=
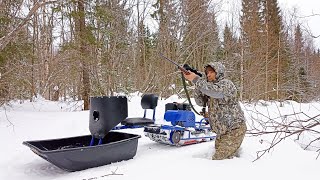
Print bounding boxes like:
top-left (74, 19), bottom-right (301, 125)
top-left (212, 121), bottom-right (247, 160)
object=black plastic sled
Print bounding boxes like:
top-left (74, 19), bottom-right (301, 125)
top-left (23, 96), bottom-right (141, 171)
top-left (23, 131), bottom-right (140, 171)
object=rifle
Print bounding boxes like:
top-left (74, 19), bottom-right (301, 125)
top-left (158, 53), bottom-right (206, 116)
top-left (159, 53), bottom-right (202, 77)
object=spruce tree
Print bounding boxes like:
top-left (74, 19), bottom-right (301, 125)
top-left (182, 0), bottom-right (220, 70)
top-left (240, 0), bottom-right (263, 100)
top-left (261, 0), bottom-right (286, 100)
top-left (223, 23), bottom-right (240, 87)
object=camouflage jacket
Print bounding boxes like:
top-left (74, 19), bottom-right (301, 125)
top-left (192, 62), bottom-right (245, 135)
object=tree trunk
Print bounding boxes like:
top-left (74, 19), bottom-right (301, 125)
top-left (78, 0), bottom-right (90, 110)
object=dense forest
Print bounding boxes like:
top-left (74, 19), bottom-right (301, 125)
top-left (1, 0), bottom-right (319, 110)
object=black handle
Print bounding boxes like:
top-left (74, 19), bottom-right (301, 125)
top-left (93, 110), bottom-right (99, 121)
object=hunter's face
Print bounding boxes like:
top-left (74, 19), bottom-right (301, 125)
top-left (205, 66), bottom-right (216, 82)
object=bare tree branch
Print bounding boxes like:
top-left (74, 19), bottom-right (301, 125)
top-left (0, 0), bottom-right (57, 51)
top-left (247, 110), bottom-right (320, 161)
top-left (295, 12), bottom-right (320, 39)
top-left (296, 13), bottom-right (320, 19)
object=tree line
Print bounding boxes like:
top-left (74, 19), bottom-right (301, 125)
top-left (0, 0), bottom-right (319, 109)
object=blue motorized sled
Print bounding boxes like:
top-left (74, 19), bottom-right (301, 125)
top-left (23, 96), bottom-right (141, 171)
top-left (144, 102), bottom-right (215, 146)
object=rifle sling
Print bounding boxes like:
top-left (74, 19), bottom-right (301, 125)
top-left (181, 72), bottom-right (204, 116)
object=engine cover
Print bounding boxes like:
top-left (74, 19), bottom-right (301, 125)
top-left (164, 110), bottom-right (195, 127)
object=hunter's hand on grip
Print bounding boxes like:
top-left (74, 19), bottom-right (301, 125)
top-left (183, 71), bottom-right (198, 81)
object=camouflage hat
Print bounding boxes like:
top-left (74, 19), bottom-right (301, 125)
top-left (205, 62), bottom-right (225, 80)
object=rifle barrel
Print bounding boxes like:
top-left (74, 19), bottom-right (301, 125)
top-left (159, 53), bottom-right (189, 74)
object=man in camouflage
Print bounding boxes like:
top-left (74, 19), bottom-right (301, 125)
top-left (183, 61), bottom-right (246, 160)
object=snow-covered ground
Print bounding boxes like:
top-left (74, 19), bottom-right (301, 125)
top-left (1, 93), bottom-right (319, 180)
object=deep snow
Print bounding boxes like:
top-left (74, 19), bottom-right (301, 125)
top-left (0, 93), bottom-right (319, 180)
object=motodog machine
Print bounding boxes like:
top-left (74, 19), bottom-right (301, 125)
top-left (111, 92), bottom-right (215, 146)
top-left (23, 96), bottom-right (141, 171)
top-left (110, 93), bottom-right (215, 146)
top-left (144, 102), bottom-right (215, 146)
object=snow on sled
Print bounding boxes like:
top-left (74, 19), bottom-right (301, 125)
top-left (144, 102), bottom-right (216, 146)
top-left (23, 96), bottom-right (141, 171)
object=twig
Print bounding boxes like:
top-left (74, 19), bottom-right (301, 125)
top-left (2, 105), bottom-right (15, 131)
top-left (82, 167), bottom-right (123, 180)
top-left (296, 13), bottom-right (320, 19)
top-left (100, 167), bottom-right (123, 177)
top-left (251, 113), bottom-right (320, 161)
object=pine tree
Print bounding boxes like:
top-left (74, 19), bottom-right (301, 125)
top-left (240, 0), bottom-right (289, 101)
top-left (182, 0), bottom-right (220, 70)
top-left (0, 0), bottom-right (33, 103)
top-left (240, 0), bottom-right (263, 100)
top-left (289, 24), bottom-right (305, 101)
top-left (76, 0), bottom-right (132, 96)
top-left (152, 0), bottom-right (199, 96)
top-left (261, 0), bottom-right (288, 100)
top-left (223, 23), bottom-right (240, 87)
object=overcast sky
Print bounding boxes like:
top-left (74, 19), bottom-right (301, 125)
top-left (279, 0), bottom-right (320, 48)
top-left (218, 0), bottom-right (320, 48)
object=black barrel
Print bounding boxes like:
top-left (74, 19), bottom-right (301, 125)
top-left (89, 96), bottom-right (128, 138)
